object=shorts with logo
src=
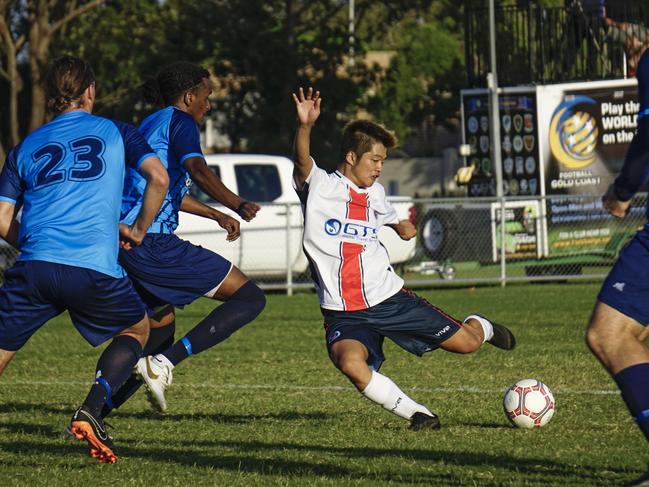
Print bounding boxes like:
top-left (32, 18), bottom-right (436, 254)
top-left (0, 260), bottom-right (146, 351)
top-left (322, 288), bottom-right (463, 370)
top-left (119, 233), bottom-right (232, 314)
top-left (598, 225), bottom-right (649, 325)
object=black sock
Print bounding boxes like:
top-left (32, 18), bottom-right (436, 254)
top-left (163, 281), bottom-right (265, 366)
top-left (614, 363), bottom-right (649, 442)
top-left (82, 335), bottom-right (143, 418)
top-left (100, 322), bottom-right (176, 418)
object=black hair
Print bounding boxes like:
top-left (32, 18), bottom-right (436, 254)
top-left (339, 120), bottom-right (398, 162)
top-left (142, 61), bottom-right (210, 106)
top-left (44, 55), bottom-right (96, 113)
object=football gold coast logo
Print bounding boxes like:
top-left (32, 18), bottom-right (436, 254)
top-left (549, 96), bottom-right (599, 169)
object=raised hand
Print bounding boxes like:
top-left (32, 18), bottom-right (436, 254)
top-left (292, 87), bottom-right (321, 126)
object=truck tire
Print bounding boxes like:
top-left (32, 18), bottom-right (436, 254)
top-left (420, 210), bottom-right (457, 260)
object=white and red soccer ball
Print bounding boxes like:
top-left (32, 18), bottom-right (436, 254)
top-left (503, 379), bottom-right (555, 429)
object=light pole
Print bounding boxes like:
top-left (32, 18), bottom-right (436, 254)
top-left (348, 0), bottom-right (355, 68)
top-left (488, 0), bottom-right (507, 285)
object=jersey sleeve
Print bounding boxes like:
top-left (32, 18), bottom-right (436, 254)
top-left (613, 132), bottom-right (649, 201)
top-left (170, 112), bottom-right (203, 166)
top-left (293, 157), bottom-right (328, 199)
top-left (373, 183), bottom-right (400, 227)
top-left (0, 147), bottom-right (24, 205)
top-left (112, 120), bottom-right (157, 170)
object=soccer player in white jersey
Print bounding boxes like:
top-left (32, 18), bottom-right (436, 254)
top-left (291, 87), bottom-right (516, 430)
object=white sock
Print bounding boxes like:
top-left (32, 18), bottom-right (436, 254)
top-left (153, 354), bottom-right (175, 370)
top-left (361, 370), bottom-right (432, 420)
top-left (464, 314), bottom-right (493, 343)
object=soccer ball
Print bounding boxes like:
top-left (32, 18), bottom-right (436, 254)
top-left (503, 379), bottom-right (555, 429)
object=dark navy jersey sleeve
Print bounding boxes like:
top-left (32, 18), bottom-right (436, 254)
top-left (0, 146), bottom-right (24, 204)
top-left (111, 120), bottom-right (157, 170)
top-left (613, 124), bottom-right (649, 201)
top-left (169, 111), bottom-right (203, 167)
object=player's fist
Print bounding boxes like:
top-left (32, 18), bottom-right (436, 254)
top-left (602, 184), bottom-right (631, 219)
top-left (236, 201), bottom-right (261, 222)
top-left (119, 223), bottom-right (146, 250)
top-left (216, 214), bottom-right (241, 241)
top-left (394, 219), bottom-right (417, 241)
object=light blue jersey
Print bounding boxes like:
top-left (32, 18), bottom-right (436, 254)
top-left (0, 110), bottom-right (155, 278)
top-left (121, 107), bottom-right (202, 234)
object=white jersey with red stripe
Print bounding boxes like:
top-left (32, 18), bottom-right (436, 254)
top-left (294, 161), bottom-right (404, 311)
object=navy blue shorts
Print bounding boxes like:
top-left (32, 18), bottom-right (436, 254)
top-left (119, 233), bottom-right (232, 313)
top-left (0, 260), bottom-right (146, 351)
top-left (598, 225), bottom-right (649, 325)
top-left (322, 288), bottom-right (463, 370)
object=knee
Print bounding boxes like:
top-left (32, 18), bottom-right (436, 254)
top-left (333, 354), bottom-right (366, 382)
top-left (245, 282), bottom-right (266, 316)
top-left (231, 281), bottom-right (266, 317)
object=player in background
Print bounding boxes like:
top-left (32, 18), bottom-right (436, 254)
top-left (101, 61), bottom-right (266, 416)
top-left (0, 56), bottom-right (168, 463)
top-left (291, 87), bottom-right (516, 431)
top-left (586, 47), bottom-right (649, 487)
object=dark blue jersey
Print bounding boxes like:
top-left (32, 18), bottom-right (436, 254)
top-left (613, 49), bottom-right (649, 202)
top-left (638, 49), bottom-right (649, 113)
top-left (121, 107), bottom-right (202, 234)
top-left (0, 110), bottom-right (155, 278)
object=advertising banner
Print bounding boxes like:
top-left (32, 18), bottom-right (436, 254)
top-left (535, 80), bottom-right (639, 257)
top-left (462, 90), bottom-right (540, 198)
top-left (490, 200), bottom-right (542, 261)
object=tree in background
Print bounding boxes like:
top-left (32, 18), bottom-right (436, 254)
top-left (0, 0), bottom-right (105, 163)
top-left (366, 2), bottom-right (464, 151)
top-left (2, 0), bottom-right (465, 166)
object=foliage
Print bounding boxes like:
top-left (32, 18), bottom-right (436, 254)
top-left (2, 0), bottom-right (470, 164)
top-left (368, 13), bottom-right (464, 144)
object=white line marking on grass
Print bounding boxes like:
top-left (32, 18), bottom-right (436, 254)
top-left (1, 380), bottom-right (620, 395)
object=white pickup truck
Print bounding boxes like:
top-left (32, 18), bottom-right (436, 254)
top-left (175, 154), bottom-right (417, 278)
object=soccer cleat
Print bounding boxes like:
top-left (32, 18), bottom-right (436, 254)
top-left (488, 322), bottom-right (516, 350)
top-left (625, 465), bottom-right (649, 487)
top-left (69, 406), bottom-right (117, 464)
top-left (409, 412), bottom-right (441, 431)
top-left (135, 355), bottom-right (173, 412)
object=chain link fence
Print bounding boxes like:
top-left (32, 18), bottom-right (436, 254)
top-left (0, 194), bottom-right (645, 291)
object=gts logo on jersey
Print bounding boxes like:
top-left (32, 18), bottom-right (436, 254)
top-left (324, 218), bottom-right (377, 240)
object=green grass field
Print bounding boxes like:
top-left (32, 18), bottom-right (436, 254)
top-left (0, 282), bottom-right (646, 486)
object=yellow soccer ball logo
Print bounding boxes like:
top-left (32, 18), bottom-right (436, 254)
top-left (549, 97), bottom-right (599, 169)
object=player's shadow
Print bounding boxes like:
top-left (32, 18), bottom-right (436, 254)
top-left (0, 401), bottom-right (333, 424)
top-left (111, 410), bottom-right (334, 423)
top-left (0, 438), bottom-right (631, 485)
top-left (0, 402), bottom-right (70, 415)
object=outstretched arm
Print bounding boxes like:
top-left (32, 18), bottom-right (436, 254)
top-left (180, 194), bottom-right (240, 241)
top-left (292, 87), bottom-right (321, 188)
top-left (184, 156), bottom-right (260, 222)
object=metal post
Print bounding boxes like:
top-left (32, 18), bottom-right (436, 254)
top-left (488, 0), bottom-right (506, 286)
top-left (285, 202), bottom-right (293, 296)
top-left (348, 0), bottom-right (355, 69)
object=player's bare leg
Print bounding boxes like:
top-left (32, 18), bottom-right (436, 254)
top-left (441, 315), bottom-right (515, 353)
top-left (587, 301), bottom-right (649, 487)
top-left (586, 301), bottom-right (649, 374)
top-left (0, 349), bottom-right (16, 377)
top-left (330, 339), bottom-right (440, 431)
